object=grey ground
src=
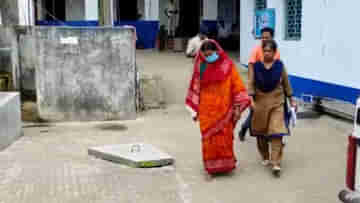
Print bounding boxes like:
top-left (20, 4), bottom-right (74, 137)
top-left (0, 50), bottom-right (349, 202)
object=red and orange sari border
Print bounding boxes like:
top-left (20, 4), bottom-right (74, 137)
top-left (204, 158), bottom-right (236, 173)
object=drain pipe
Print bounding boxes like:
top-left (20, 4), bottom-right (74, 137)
top-left (339, 190), bottom-right (360, 203)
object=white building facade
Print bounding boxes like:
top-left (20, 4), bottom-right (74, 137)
top-left (240, 0), bottom-right (360, 104)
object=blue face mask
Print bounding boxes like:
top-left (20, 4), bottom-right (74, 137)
top-left (205, 52), bottom-right (219, 63)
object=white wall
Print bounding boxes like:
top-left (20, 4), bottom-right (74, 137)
top-left (18, 0), bottom-right (35, 25)
top-left (203, 0), bottom-right (217, 20)
top-left (240, 0), bottom-right (257, 62)
top-left (144, 0), bottom-right (159, 21)
top-left (240, 0), bottom-right (360, 89)
top-left (85, 0), bottom-right (98, 20)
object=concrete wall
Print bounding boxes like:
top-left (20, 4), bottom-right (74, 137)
top-left (66, 0), bottom-right (86, 21)
top-left (0, 26), bottom-right (20, 90)
top-left (0, 26), bottom-right (36, 92)
top-left (0, 0), bottom-right (19, 25)
top-left (0, 0), bottom-right (34, 26)
top-left (35, 27), bottom-right (137, 121)
top-left (0, 92), bottom-right (22, 151)
top-left (240, 0), bottom-right (360, 90)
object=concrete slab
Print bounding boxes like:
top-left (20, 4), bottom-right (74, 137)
top-left (88, 143), bottom-right (174, 168)
top-left (0, 92), bottom-right (22, 150)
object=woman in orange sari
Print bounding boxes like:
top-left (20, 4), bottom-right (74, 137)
top-left (185, 40), bottom-right (250, 175)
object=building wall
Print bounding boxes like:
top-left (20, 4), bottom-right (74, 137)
top-left (240, 0), bottom-right (360, 102)
top-left (144, 0), bottom-right (159, 21)
top-left (66, 0), bottom-right (86, 21)
top-left (203, 0), bottom-right (217, 20)
top-left (84, 0), bottom-right (98, 20)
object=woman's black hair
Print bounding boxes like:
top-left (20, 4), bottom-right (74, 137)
top-left (201, 41), bottom-right (218, 52)
top-left (261, 27), bottom-right (274, 37)
top-left (262, 40), bottom-right (277, 52)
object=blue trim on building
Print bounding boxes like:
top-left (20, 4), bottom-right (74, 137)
top-left (202, 20), bottom-right (217, 34)
top-left (288, 75), bottom-right (360, 104)
top-left (114, 21), bottom-right (159, 49)
top-left (240, 63), bottom-right (359, 104)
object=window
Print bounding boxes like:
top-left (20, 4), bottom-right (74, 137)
top-left (43, 0), bottom-right (66, 21)
top-left (255, 0), bottom-right (267, 10)
top-left (285, 0), bottom-right (302, 40)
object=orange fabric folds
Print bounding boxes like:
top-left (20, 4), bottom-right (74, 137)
top-left (185, 40), bottom-right (250, 174)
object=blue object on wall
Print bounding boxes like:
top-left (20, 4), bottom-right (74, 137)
top-left (202, 20), bottom-right (217, 34)
top-left (114, 21), bottom-right (159, 49)
top-left (254, 8), bottom-right (276, 38)
top-left (36, 20), bottom-right (99, 26)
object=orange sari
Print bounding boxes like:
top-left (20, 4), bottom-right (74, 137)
top-left (185, 40), bottom-right (250, 174)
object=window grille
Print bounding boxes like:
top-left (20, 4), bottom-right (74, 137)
top-left (285, 0), bottom-right (302, 40)
top-left (255, 0), bottom-right (267, 10)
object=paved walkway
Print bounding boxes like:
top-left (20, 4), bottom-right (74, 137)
top-left (0, 50), bottom-right (350, 202)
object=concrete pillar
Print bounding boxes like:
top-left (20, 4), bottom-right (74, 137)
top-left (203, 0), bottom-right (218, 20)
top-left (99, 0), bottom-right (114, 26)
top-left (85, 0), bottom-right (98, 20)
top-left (18, 0), bottom-right (35, 25)
top-left (144, 0), bottom-right (159, 21)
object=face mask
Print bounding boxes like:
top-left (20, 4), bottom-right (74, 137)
top-left (205, 53), bottom-right (219, 63)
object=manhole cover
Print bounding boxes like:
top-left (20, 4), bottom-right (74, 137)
top-left (88, 143), bottom-right (174, 168)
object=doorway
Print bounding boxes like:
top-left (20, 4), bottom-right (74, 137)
top-left (43, 0), bottom-right (66, 21)
top-left (177, 0), bottom-right (201, 37)
top-left (117, 0), bottom-right (138, 20)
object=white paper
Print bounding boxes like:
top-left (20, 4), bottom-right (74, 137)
top-left (60, 37), bottom-right (79, 45)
